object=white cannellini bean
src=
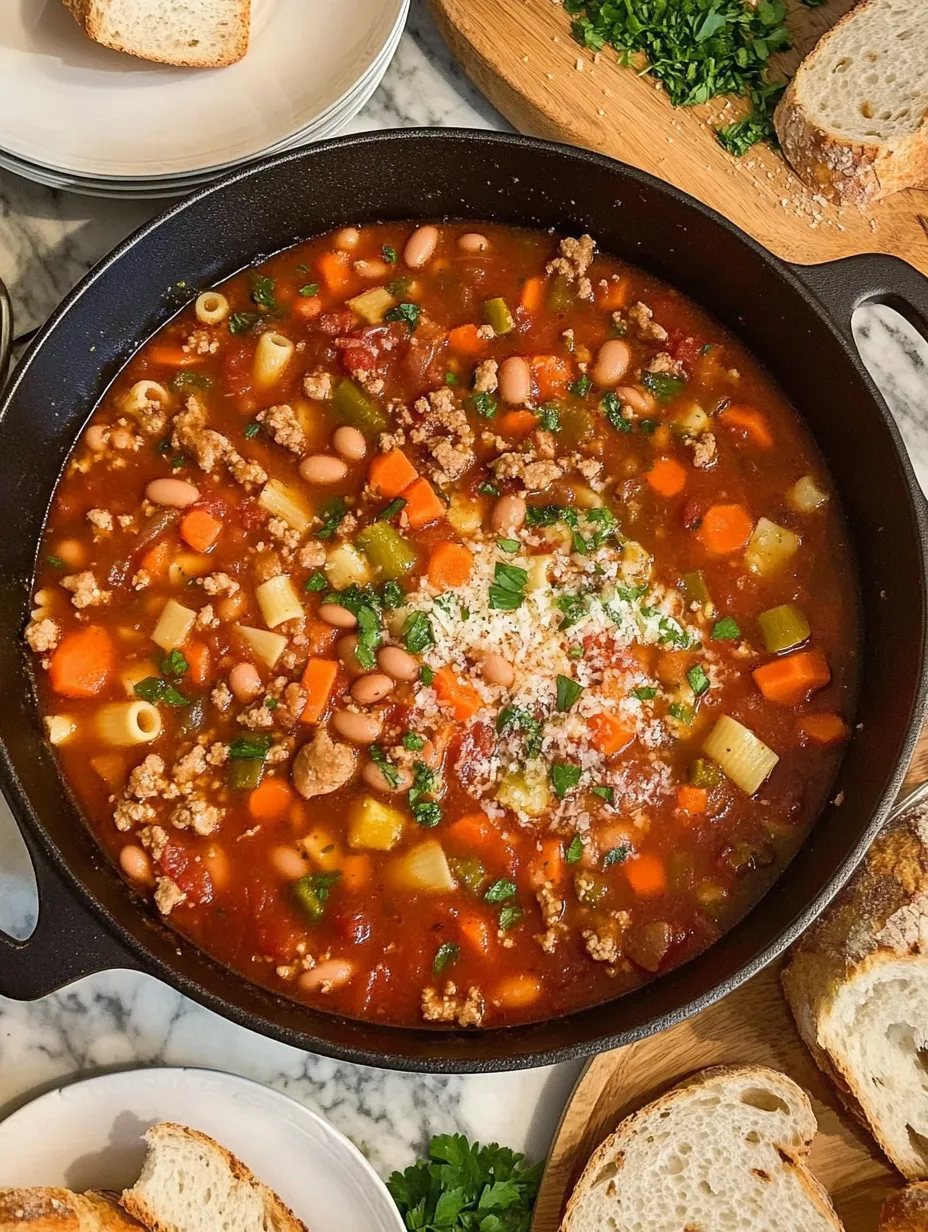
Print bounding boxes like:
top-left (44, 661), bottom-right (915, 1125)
top-left (299, 454), bottom-right (348, 485)
top-left (404, 225), bottom-right (439, 269)
top-left (498, 356), bottom-right (532, 405)
top-left (332, 710), bottom-right (382, 744)
top-left (351, 673), bottom-right (394, 705)
top-left (145, 477), bottom-right (200, 508)
top-left (362, 761), bottom-right (414, 794)
top-left (269, 845), bottom-right (308, 880)
top-left (592, 339), bottom-right (632, 388)
top-left (229, 662), bottom-right (262, 703)
top-left (298, 958), bottom-right (356, 994)
top-left (377, 645), bottom-right (419, 682)
top-left (119, 844), bottom-right (153, 884)
top-left (332, 425), bottom-right (367, 462)
top-left (318, 603), bottom-right (358, 630)
top-left (614, 385), bottom-right (656, 415)
top-left (458, 232), bottom-right (489, 254)
top-left (491, 494), bottom-right (526, 534)
top-left (334, 227), bottom-right (361, 251)
top-left (481, 653), bottom-right (515, 688)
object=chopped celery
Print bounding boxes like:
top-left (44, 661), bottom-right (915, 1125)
top-left (356, 522), bottom-right (418, 579)
top-left (703, 715), bottom-right (778, 797)
top-left (757, 604), bottom-right (810, 653)
top-left (744, 517), bottom-right (800, 577)
top-left (689, 757), bottom-right (724, 788)
top-left (481, 297), bottom-right (515, 335)
top-left (786, 474), bottom-right (829, 513)
top-left (227, 756), bottom-right (265, 790)
top-left (448, 854), bottom-right (489, 896)
top-left (347, 287), bottom-right (394, 325)
top-left (547, 274), bottom-right (573, 313)
top-left (332, 377), bottom-right (388, 435)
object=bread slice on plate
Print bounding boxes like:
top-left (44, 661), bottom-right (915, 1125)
top-left (559, 1064), bottom-right (844, 1231)
top-left (59, 0), bottom-right (251, 68)
top-left (0, 1188), bottom-right (144, 1230)
top-left (121, 1122), bottom-right (308, 1232)
top-left (774, 0), bottom-right (928, 204)
top-left (782, 806), bottom-right (928, 1180)
top-left (881, 1182), bottom-right (928, 1231)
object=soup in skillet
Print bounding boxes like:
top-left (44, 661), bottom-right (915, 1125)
top-left (25, 223), bottom-right (857, 1028)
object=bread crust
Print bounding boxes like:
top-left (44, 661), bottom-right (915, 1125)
top-left (782, 806), bottom-right (928, 1179)
top-left (880, 1182), bottom-right (928, 1232)
top-left (0, 1189), bottom-right (144, 1231)
top-left (774, 0), bottom-right (928, 204)
top-left (559, 1064), bottom-right (843, 1232)
top-left (120, 1122), bottom-right (308, 1232)
top-left (59, 0), bottom-right (250, 69)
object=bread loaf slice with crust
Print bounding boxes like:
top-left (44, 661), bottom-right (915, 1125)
top-left (783, 805), bottom-right (928, 1180)
top-left (0, 1189), bottom-right (145, 1231)
top-left (774, 0), bottom-right (928, 204)
top-left (880, 1182), bottom-right (928, 1231)
top-left (60, 0), bottom-right (250, 68)
top-left (559, 1065), bottom-right (844, 1232)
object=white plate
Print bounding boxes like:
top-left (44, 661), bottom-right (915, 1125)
top-left (0, 0), bottom-right (405, 178)
top-left (0, 1068), bottom-right (404, 1232)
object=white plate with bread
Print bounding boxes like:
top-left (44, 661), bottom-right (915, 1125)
top-left (0, 0), bottom-right (406, 181)
top-left (0, 1067), bottom-right (404, 1231)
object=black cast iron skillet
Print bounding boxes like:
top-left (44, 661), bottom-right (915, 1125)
top-left (1, 130), bottom-right (928, 1073)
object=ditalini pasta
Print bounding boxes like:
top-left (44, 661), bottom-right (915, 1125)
top-left (25, 220), bottom-right (857, 1031)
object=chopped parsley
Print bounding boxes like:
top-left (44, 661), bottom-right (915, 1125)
top-left (243, 420), bottom-right (262, 439)
top-left (403, 732), bottom-right (426, 752)
top-left (550, 762), bottom-right (582, 799)
top-left (484, 878), bottom-right (517, 904)
top-left (657, 615), bottom-right (693, 650)
top-left (385, 302), bottom-right (421, 332)
top-left (304, 571), bottom-right (327, 592)
top-left (642, 370), bottom-right (686, 404)
top-left (264, 697), bottom-right (279, 711)
top-left (445, 371), bottom-right (458, 385)
top-left (489, 562), bottom-right (528, 611)
top-left (134, 676), bottom-right (188, 707)
top-left (602, 390), bottom-right (632, 432)
top-left (298, 282), bottom-right (320, 297)
top-left (45, 555), bottom-right (66, 569)
top-left (171, 371), bottom-right (211, 391)
top-left (537, 403), bottom-right (561, 432)
top-left (639, 418), bottom-right (659, 435)
top-left (569, 374), bottom-right (592, 398)
top-left (292, 870), bottom-right (341, 923)
top-left (376, 497), bottom-right (407, 521)
top-left (556, 674), bottom-right (583, 712)
top-left (228, 311), bottom-right (261, 334)
top-left (712, 615), bottom-right (741, 640)
top-left (687, 663), bottom-right (710, 697)
top-left (557, 591), bottom-right (590, 629)
top-left (249, 272), bottom-right (277, 311)
top-left (327, 584), bottom-right (382, 668)
top-left (161, 648), bottom-right (188, 677)
top-left (497, 537), bottom-right (520, 554)
top-left (615, 582), bottom-right (648, 602)
top-left (410, 761), bottom-right (441, 827)
top-left (432, 941), bottom-right (459, 974)
top-left (568, 645), bottom-right (584, 659)
top-left (632, 685), bottom-right (658, 701)
top-left (496, 706), bottom-right (544, 759)
top-left (469, 391), bottom-right (498, 420)
top-left (228, 735), bottom-right (273, 760)
top-left (381, 579), bottom-right (404, 608)
top-left (591, 785), bottom-right (615, 804)
top-left (382, 245), bottom-right (397, 264)
top-left (602, 844), bottom-right (629, 868)
top-left (498, 904), bottom-right (523, 932)
top-left (524, 505), bottom-right (563, 528)
top-left (370, 745), bottom-right (401, 789)
top-left (420, 664), bottom-right (435, 686)
top-left (669, 701), bottom-right (694, 724)
top-left (316, 496), bottom-right (348, 540)
top-left (477, 481), bottom-right (499, 496)
top-left (565, 835), bottom-right (585, 864)
top-left (404, 611), bottom-right (435, 654)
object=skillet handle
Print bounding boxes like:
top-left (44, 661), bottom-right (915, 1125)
top-left (0, 820), bottom-right (141, 1000)
top-left (789, 254), bottom-right (928, 345)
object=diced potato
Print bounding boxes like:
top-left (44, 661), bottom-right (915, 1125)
top-left (44, 714), bottom-right (76, 745)
top-left (703, 714), bottom-right (779, 796)
top-left (255, 574), bottom-right (303, 629)
top-left (152, 598), bottom-right (196, 651)
top-left (541, 523), bottom-right (573, 553)
top-left (387, 839), bottom-right (456, 893)
top-left (349, 796), bottom-right (405, 851)
top-left (325, 542), bottom-right (373, 590)
top-left (570, 483), bottom-right (604, 509)
top-left (299, 827), bottom-right (342, 871)
top-left (744, 517), bottom-right (800, 577)
top-left (386, 605), bottom-right (411, 638)
top-left (620, 540), bottom-right (652, 584)
top-left (526, 554), bottom-right (553, 592)
top-left (448, 491), bottom-right (483, 536)
top-left (496, 759), bottom-right (550, 817)
top-left (168, 552), bottom-right (212, 587)
top-left (235, 624), bottom-right (288, 668)
top-left (675, 402), bottom-right (711, 435)
top-left (347, 286), bottom-right (394, 325)
top-left (258, 479), bottom-right (312, 534)
top-left (119, 661), bottom-right (155, 698)
top-left (786, 474), bottom-right (829, 514)
top-left (90, 753), bottom-right (125, 791)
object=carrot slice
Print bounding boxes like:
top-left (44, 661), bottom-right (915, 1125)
top-left (179, 509), bottom-right (222, 553)
top-left (447, 813), bottom-right (515, 870)
top-left (458, 912), bottom-right (492, 956)
top-left (798, 712), bottom-right (850, 744)
top-left (248, 777), bottom-right (296, 823)
top-left (185, 640), bottom-right (211, 686)
top-left (301, 657), bottom-right (339, 723)
top-left (646, 457), bottom-right (688, 497)
top-left (318, 250), bottom-right (354, 295)
top-left (369, 449), bottom-right (419, 499)
top-left (719, 405), bottom-right (774, 449)
top-left (529, 837), bottom-right (566, 888)
top-left (498, 410), bottom-right (538, 438)
top-left (625, 853), bottom-right (666, 896)
top-left (698, 504), bottom-right (753, 555)
top-left (427, 541), bottom-right (474, 590)
top-left (519, 276), bottom-right (546, 314)
top-left (433, 665), bottom-right (482, 720)
top-left (531, 355), bottom-right (573, 400)
top-left (677, 785), bottom-right (707, 815)
top-left (146, 343), bottom-right (203, 368)
top-left (448, 324), bottom-right (488, 356)
top-left (48, 626), bottom-right (114, 698)
top-left (292, 295), bottom-right (323, 320)
top-left (588, 711), bottom-right (636, 756)
top-left (753, 649), bottom-right (831, 706)
top-left (140, 539), bottom-right (172, 579)
top-left (341, 852), bottom-right (373, 891)
top-left (403, 477), bottom-right (446, 530)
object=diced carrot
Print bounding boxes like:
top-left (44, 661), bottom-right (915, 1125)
top-left (492, 972), bottom-right (542, 1009)
top-left (529, 837), bottom-right (566, 888)
top-left (427, 541), bottom-right (474, 590)
top-left (318, 250), bottom-right (354, 295)
top-left (753, 649), bottom-right (831, 707)
top-left (179, 508), bottom-right (222, 553)
top-left (306, 619), bottom-right (338, 656)
top-left (369, 449), bottom-right (419, 498)
top-left (341, 852), bottom-right (373, 891)
top-left (798, 712), bottom-right (850, 744)
top-left (520, 276), bottom-right (546, 314)
top-left (185, 641), bottom-right (211, 686)
top-left (531, 354), bottom-right (573, 400)
top-left (140, 539), bottom-right (172, 579)
top-left (655, 650), bottom-right (694, 687)
top-left (447, 813), bottom-right (516, 871)
top-left (433, 665), bottom-right (482, 720)
top-left (625, 853), bottom-right (667, 896)
top-left (403, 477), bottom-right (446, 530)
top-left (301, 656), bottom-right (339, 723)
top-left (719, 405), bottom-right (774, 450)
top-left (596, 277), bottom-right (630, 311)
top-left (48, 626), bottom-right (114, 698)
top-left (646, 457), bottom-right (688, 498)
top-left (458, 912), bottom-right (492, 956)
top-left (146, 343), bottom-right (203, 368)
top-left (498, 410), bottom-right (538, 438)
top-left (248, 777), bottom-right (296, 823)
top-left (677, 785), bottom-right (707, 815)
top-left (448, 324), bottom-right (488, 356)
top-left (698, 504), bottom-right (754, 555)
top-left (588, 711), bottom-right (636, 756)
top-left (292, 295), bottom-right (323, 320)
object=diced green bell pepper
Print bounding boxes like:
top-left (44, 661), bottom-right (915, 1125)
top-left (546, 274), bottom-right (573, 313)
top-left (448, 854), bottom-right (488, 896)
top-left (481, 297), bottom-right (515, 335)
top-left (356, 522), bottom-right (418, 579)
top-left (559, 403), bottom-right (593, 446)
top-left (332, 377), bottom-right (388, 435)
top-left (227, 756), bottom-right (265, 791)
top-left (689, 757), bottom-right (724, 789)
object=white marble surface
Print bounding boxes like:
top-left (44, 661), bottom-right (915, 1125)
top-left (1, 0), bottom-right (928, 1191)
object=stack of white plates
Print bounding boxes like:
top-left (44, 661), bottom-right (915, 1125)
top-left (0, 0), bottom-right (407, 198)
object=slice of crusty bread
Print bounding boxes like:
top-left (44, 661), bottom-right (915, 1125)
top-left (880, 1182), bottom-right (928, 1231)
top-left (120, 1123), bottom-right (307, 1232)
top-left (782, 806), bottom-right (928, 1181)
top-left (0, 1189), bottom-right (145, 1231)
top-left (559, 1065), bottom-right (844, 1232)
top-left (774, 0), bottom-right (928, 204)
top-left (60, 0), bottom-right (250, 68)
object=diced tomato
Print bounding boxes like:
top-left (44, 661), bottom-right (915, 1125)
top-left (318, 310), bottom-right (357, 336)
top-left (159, 843), bottom-right (213, 907)
top-left (667, 331), bottom-right (706, 372)
top-left (221, 344), bottom-right (254, 394)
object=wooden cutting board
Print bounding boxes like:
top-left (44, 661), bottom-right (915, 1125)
top-left (428, 0), bottom-right (928, 278)
top-left (531, 958), bottom-right (900, 1232)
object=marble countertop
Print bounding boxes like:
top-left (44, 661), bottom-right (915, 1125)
top-left (1, 0), bottom-right (928, 1191)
